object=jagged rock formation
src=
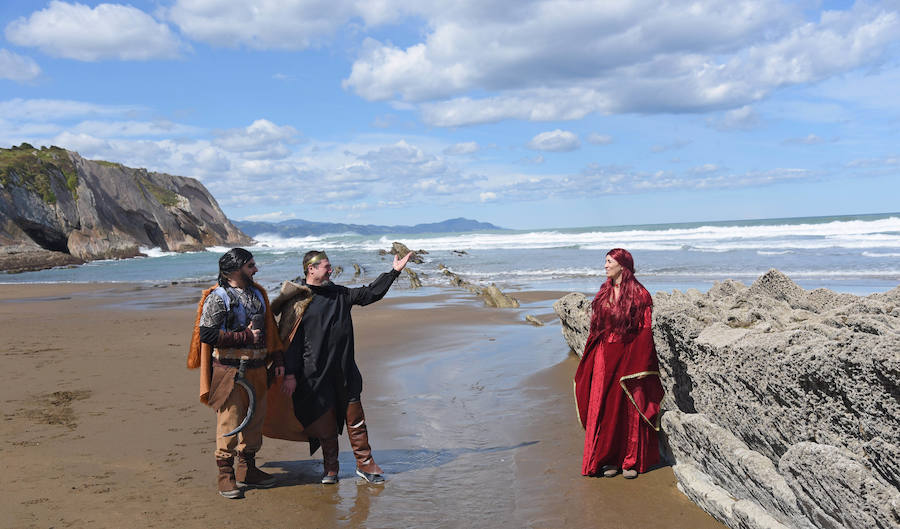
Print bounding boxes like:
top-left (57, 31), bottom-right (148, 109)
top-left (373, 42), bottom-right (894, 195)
top-left (553, 270), bottom-right (900, 529)
top-left (385, 241), bottom-right (426, 264)
top-left (405, 268), bottom-right (422, 289)
top-left (438, 263), bottom-right (520, 308)
top-left (524, 314), bottom-right (544, 326)
top-left (480, 284), bottom-right (520, 308)
top-left (0, 144), bottom-right (250, 272)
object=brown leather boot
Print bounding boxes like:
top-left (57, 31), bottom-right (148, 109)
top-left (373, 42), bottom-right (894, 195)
top-left (217, 457), bottom-right (244, 499)
top-left (320, 435), bottom-right (340, 484)
top-left (236, 451), bottom-right (276, 489)
top-left (346, 401), bottom-right (384, 484)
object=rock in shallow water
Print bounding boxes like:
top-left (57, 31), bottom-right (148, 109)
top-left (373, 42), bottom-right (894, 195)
top-left (554, 270), bottom-right (900, 529)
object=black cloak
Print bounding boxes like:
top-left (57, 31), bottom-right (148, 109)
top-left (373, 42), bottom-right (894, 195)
top-left (284, 269), bottom-right (400, 429)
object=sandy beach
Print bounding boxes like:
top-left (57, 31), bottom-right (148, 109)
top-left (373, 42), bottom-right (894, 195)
top-left (1, 282), bottom-right (724, 529)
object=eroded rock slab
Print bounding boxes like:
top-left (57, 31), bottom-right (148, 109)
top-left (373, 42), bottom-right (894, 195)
top-left (554, 270), bottom-right (900, 529)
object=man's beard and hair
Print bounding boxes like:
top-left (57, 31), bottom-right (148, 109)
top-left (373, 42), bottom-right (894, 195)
top-left (302, 250), bottom-right (328, 277)
top-left (218, 248), bottom-right (254, 287)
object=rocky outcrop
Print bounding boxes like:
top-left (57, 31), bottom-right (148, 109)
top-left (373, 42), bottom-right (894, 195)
top-left (553, 270), bottom-right (900, 529)
top-left (480, 284), bottom-right (520, 308)
top-left (438, 263), bottom-right (520, 308)
top-left (0, 144), bottom-right (250, 272)
top-left (384, 241), bottom-right (426, 264)
top-left (525, 314), bottom-right (544, 326)
top-left (405, 268), bottom-right (423, 289)
top-left (554, 292), bottom-right (592, 355)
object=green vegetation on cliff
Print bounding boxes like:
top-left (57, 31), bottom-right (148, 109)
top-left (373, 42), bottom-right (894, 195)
top-left (94, 160), bottom-right (124, 169)
top-left (137, 176), bottom-right (180, 207)
top-left (0, 144), bottom-right (78, 203)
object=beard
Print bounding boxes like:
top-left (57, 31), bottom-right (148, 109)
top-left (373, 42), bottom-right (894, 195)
top-left (237, 269), bottom-right (255, 285)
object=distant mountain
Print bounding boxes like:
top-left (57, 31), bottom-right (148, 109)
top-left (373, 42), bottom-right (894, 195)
top-left (235, 217), bottom-right (505, 237)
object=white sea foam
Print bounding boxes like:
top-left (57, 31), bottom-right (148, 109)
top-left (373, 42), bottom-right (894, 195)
top-left (862, 251), bottom-right (900, 258)
top-left (139, 246), bottom-right (177, 258)
top-left (251, 233), bottom-right (359, 250)
top-left (249, 216), bottom-right (900, 253)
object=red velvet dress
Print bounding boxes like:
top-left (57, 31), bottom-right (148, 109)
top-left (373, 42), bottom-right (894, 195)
top-left (574, 297), bottom-right (664, 475)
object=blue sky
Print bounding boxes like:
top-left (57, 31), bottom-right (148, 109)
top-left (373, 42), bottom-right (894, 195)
top-left (1, 0), bottom-right (898, 229)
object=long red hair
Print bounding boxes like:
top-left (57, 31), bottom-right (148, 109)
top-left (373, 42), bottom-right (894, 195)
top-left (590, 248), bottom-right (651, 339)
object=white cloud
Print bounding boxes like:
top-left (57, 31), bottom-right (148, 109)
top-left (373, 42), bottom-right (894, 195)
top-left (480, 191), bottom-right (497, 202)
top-left (492, 163), bottom-right (812, 201)
top-left (587, 133), bottom-right (613, 145)
top-left (213, 119), bottom-right (301, 159)
top-left (342, 1), bottom-right (900, 126)
top-left (164, 0), bottom-right (409, 50)
top-left (239, 211), bottom-right (293, 221)
top-left (443, 141), bottom-right (480, 155)
top-left (707, 105), bottom-right (760, 131)
top-left (5, 1), bottom-right (183, 61)
top-left (0, 49), bottom-right (41, 81)
top-left (783, 133), bottom-right (827, 145)
top-left (356, 140), bottom-right (450, 181)
top-left (52, 131), bottom-right (115, 155)
top-left (690, 164), bottom-right (721, 174)
top-left (527, 129), bottom-right (580, 152)
top-left (0, 98), bottom-right (141, 121)
top-left (72, 120), bottom-right (201, 137)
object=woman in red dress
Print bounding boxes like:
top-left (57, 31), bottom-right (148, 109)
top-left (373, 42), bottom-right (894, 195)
top-left (574, 248), bottom-right (664, 478)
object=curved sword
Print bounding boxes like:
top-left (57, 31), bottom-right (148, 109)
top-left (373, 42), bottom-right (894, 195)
top-left (221, 358), bottom-right (256, 437)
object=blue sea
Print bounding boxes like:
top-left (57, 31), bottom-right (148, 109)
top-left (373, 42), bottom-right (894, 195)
top-left (3, 213), bottom-right (899, 296)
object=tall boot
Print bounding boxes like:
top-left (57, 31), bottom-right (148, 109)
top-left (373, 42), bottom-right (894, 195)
top-left (346, 401), bottom-right (384, 484)
top-left (216, 457), bottom-right (244, 499)
top-left (236, 450), bottom-right (276, 489)
top-left (320, 435), bottom-right (340, 485)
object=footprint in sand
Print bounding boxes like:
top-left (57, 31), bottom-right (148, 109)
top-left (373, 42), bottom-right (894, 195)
top-left (17, 390), bottom-right (91, 429)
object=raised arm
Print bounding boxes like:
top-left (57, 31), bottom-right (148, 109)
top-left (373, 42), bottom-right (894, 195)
top-left (348, 252), bottom-right (414, 306)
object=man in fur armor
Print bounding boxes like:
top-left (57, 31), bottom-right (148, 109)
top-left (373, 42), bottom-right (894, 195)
top-left (272, 250), bottom-right (413, 484)
top-left (187, 248), bottom-right (285, 499)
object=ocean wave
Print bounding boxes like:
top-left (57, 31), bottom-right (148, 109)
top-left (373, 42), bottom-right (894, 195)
top-left (757, 250), bottom-right (794, 255)
top-left (636, 269), bottom-right (900, 278)
top-left (459, 267), bottom-right (607, 280)
top-left (862, 251), bottom-right (900, 258)
top-left (204, 245), bottom-right (233, 254)
top-left (247, 216), bottom-right (900, 253)
top-left (138, 246), bottom-right (178, 258)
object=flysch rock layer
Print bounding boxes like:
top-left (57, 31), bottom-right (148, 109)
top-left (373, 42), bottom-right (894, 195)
top-left (1, 148), bottom-right (249, 271)
top-left (553, 270), bottom-right (900, 529)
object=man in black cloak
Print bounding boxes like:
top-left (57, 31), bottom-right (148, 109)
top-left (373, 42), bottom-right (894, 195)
top-left (280, 250), bottom-right (413, 484)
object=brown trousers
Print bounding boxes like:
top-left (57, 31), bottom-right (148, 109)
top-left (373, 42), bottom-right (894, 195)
top-left (214, 365), bottom-right (268, 460)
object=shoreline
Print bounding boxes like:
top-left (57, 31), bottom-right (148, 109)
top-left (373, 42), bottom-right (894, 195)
top-left (3, 282), bottom-right (724, 528)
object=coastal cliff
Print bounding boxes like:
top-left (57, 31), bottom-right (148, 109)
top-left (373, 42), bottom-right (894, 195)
top-left (0, 144), bottom-right (250, 272)
top-left (554, 270), bottom-right (900, 529)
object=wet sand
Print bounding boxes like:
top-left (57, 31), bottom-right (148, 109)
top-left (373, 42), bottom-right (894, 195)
top-left (0, 283), bottom-right (724, 529)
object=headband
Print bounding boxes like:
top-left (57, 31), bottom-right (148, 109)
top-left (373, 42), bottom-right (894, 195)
top-left (307, 252), bottom-right (329, 268)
